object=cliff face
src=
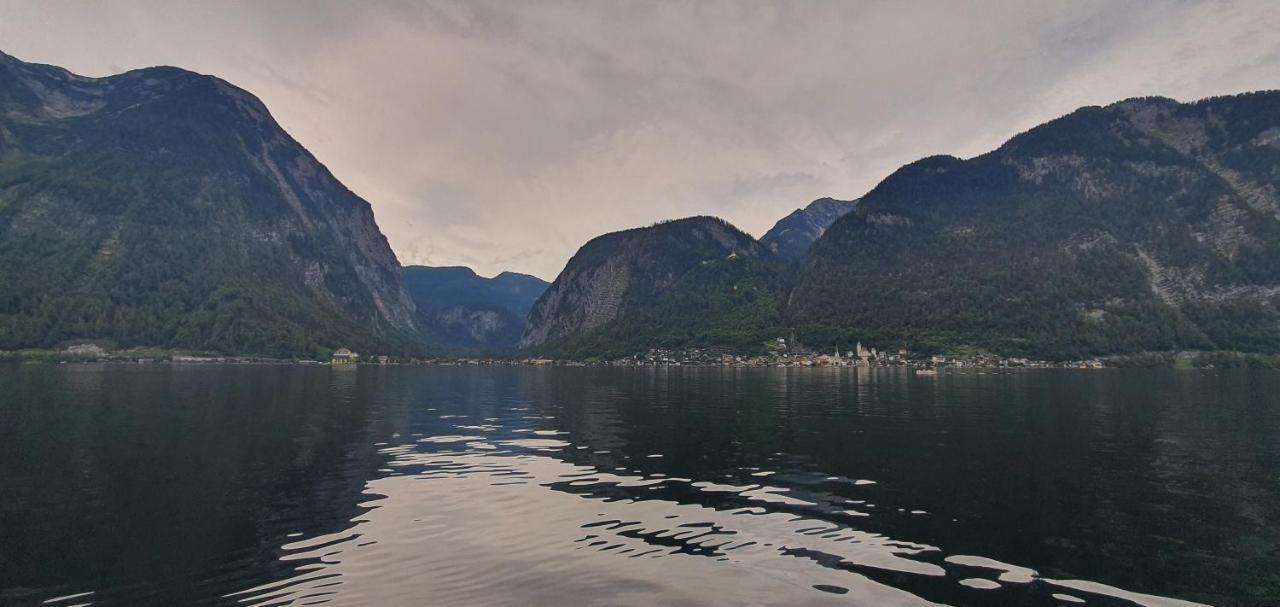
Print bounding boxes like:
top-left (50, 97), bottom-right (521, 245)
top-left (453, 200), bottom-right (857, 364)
top-left (0, 52), bottom-right (419, 356)
top-left (760, 197), bottom-right (857, 261)
top-left (790, 92), bottom-right (1280, 358)
top-left (520, 216), bottom-right (771, 352)
top-left (403, 266), bottom-right (548, 354)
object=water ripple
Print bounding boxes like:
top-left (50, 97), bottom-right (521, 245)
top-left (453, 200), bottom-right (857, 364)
top-left (230, 427), bottom-right (1210, 607)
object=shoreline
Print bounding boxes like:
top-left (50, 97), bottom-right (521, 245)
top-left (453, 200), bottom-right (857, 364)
top-left (4, 351), bottom-right (1279, 370)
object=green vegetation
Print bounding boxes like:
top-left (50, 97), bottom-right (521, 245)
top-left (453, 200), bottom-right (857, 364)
top-left (541, 257), bottom-right (788, 359)
top-left (7, 52), bottom-right (1280, 363)
top-left (0, 349), bottom-right (61, 363)
top-left (525, 216), bottom-right (784, 358)
top-left (1191, 351), bottom-right (1280, 369)
top-left (527, 95), bottom-right (1280, 362)
top-left (0, 54), bottom-right (421, 358)
top-left (789, 93), bottom-right (1280, 360)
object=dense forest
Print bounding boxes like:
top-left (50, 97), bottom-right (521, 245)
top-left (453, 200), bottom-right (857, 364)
top-left (526, 93), bottom-right (1280, 361)
top-left (789, 93), bottom-right (1280, 359)
top-left (0, 52), bottom-right (420, 357)
top-left (6, 50), bottom-right (1280, 361)
top-left (536, 256), bottom-right (789, 359)
top-left (522, 216), bottom-right (781, 356)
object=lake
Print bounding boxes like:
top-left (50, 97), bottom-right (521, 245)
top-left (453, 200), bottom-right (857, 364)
top-left (1, 364), bottom-right (1278, 606)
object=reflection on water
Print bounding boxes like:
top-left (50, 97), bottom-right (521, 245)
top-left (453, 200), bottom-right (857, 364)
top-left (2, 365), bottom-right (1279, 606)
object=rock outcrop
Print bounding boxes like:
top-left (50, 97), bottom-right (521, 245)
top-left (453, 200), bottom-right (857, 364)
top-left (760, 197), bottom-right (857, 261)
top-left (521, 216), bottom-right (772, 352)
top-left (403, 266), bottom-right (548, 354)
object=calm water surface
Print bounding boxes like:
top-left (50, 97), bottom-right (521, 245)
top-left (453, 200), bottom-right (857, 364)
top-left (2, 364), bottom-right (1278, 606)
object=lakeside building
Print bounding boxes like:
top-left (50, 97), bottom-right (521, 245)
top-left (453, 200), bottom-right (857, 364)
top-left (332, 348), bottom-right (359, 365)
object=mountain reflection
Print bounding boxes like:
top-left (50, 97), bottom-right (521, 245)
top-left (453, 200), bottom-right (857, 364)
top-left (3, 365), bottom-right (1277, 606)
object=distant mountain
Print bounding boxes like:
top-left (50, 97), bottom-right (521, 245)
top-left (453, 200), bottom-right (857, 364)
top-left (760, 197), bottom-right (857, 260)
top-left (521, 216), bottom-right (785, 357)
top-left (790, 92), bottom-right (1280, 358)
top-left (403, 266), bottom-right (547, 354)
top-left (0, 51), bottom-right (419, 357)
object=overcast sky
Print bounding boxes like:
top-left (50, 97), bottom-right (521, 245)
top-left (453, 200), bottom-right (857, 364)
top-left (2, 1), bottom-right (1279, 279)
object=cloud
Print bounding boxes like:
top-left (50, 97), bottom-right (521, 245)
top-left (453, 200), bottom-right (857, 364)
top-left (2, 0), bottom-right (1279, 279)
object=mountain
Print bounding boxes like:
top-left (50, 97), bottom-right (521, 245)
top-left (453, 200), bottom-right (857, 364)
top-left (0, 51), bottom-right (419, 357)
top-left (789, 92), bottom-right (1280, 359)
top-left (521, 216), bottom-right (784, 357)
top-left (760, 197), bottom-right (857, 261)
top-left (403, 266), bottom-right (547, 354)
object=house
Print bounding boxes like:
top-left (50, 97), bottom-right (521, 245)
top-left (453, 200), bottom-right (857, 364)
top-left (332, 348), bottom-right (359, 364)
top-left (65, 343), bottom-right (107, 358)
top-left (856, 341), bottom-right (872, 365)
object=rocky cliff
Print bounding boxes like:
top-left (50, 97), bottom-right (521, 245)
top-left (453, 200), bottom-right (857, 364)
top-left (521, 216), bottom-right (776, 354)
top-left (760, 197), bottom-right (857, 261)
top-left (0, 51), bottom-right (419, 356)
top-left (403, 266), bottom-right (547, 354)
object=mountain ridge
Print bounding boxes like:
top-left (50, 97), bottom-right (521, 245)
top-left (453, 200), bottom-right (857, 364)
top-left (520, 215), bottom-right (778, 354)
top-left (790, 90), bottom-right (1280, 358)
top-left (0, 51), bottom-right (420, 356)
top-left (760, 197), bottom-right (857, 261)
top-left (403, 265), bottom-right (548, 354)
top-left (9, 49), bottom-right (1280, 361)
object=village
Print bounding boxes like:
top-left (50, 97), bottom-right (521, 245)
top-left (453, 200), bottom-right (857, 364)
top-left (591, 340), bottom-right (1106, 369)
top-left (12, 339), bottom-right (1109, 369)
top-left (335, 336), bottom-right (1108, 369)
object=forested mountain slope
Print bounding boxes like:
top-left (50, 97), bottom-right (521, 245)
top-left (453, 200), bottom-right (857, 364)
top-left (521, 216), bottom-right (785, 357)
top-left (789, 92), bottom-right (1280, 358)
top-left (0, 51), bottom-right (419, 356)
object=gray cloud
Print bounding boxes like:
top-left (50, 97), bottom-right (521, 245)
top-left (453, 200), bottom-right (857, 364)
top-left (2, 0), bottom-right (1279, 279)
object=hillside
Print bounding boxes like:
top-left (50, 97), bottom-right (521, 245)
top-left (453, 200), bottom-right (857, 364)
top-left (521, 216), bottom-right (784, 357)
top-left (789, 92), bottom-right (1280, 358)
top-left (0, 52), bottom-right (419, 357)
top-left (403, 266), bottom-right (547, 354)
